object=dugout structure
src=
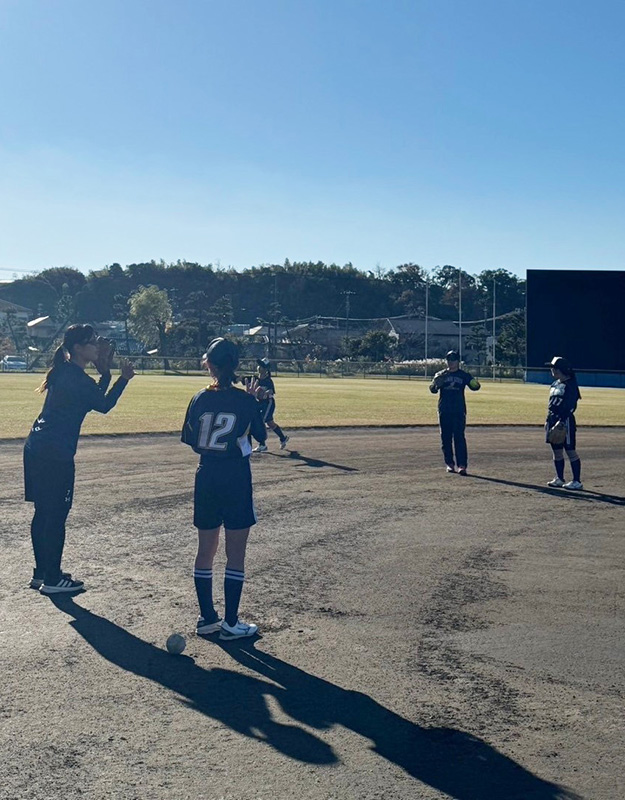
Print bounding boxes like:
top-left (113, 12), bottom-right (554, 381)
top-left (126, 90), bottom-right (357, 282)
top-left (526, 269), bottom-right (625, 387)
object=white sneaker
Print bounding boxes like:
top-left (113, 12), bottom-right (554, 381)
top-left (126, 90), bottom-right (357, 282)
top-left (547, 478), bottom-right (565, 488)
top-left (196, 616), bottom-right (222, 635)
top-left (219, 620), bottom-right (258, 640)
top-left (279, 435), bottom-right (290, 450)
top-left (563, 480), bottom-right (583, 491)
top-left (253, 444), bottom-right (268, 453)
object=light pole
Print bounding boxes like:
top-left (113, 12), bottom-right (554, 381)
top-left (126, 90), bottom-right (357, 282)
top-left (458, 268), bottom-right (462, 361)
top-left (424, 274), bottom-right (429, 377)
top-left (342, 290), bottom-right (355, 354)
top-left (492, 277), bottom-right (496, 381)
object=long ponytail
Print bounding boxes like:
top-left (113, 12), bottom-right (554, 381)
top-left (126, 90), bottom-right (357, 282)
top-left (37, 323), bottom-right (96, 393)
top-left (209, 361), bottom-right (238, 390)
top-left (561, 364), bottom-right (582, 401)
top-left (38, 345), bottom-right (68, 393)
top-left (569, 370), bottom-right (582, 401)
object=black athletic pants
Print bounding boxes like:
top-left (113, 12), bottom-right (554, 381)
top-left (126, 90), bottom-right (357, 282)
top-left (24, 448), bottom-right (75, 585)
top-left (439, 410), bottom-right (468, 468)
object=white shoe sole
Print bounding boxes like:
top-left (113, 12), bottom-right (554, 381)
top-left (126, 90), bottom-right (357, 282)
top-left (40, 584), bottom-right (84, 594)
top-left (219, 626), bottom-right (258, 640)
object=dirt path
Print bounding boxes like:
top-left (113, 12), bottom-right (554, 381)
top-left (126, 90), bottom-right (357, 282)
top-left (1, 428), bottom-right (623, 799)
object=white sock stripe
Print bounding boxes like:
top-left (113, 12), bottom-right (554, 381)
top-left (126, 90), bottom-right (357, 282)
top-left (194, 570), bottom-right (213, 577)
top-left (224, 571), bottom-right (245, 582)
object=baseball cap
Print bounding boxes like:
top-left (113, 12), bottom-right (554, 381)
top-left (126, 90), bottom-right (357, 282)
top-left (545, 356), bottom-right (571, 372)
top-left (257, 357), bottom-right (270, 369)
top-left (445, 351), bottom-right (460, 362)
top-left (204, 338), bottom-right (239, 368)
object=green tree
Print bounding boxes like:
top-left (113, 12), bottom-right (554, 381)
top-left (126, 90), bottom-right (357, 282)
top-left (128, 286), bottom-right (173, 363)
top-left (497, 312), bottom-right (526, 365)
top-left (207, 295), bottom-right (234, 336)
top-left (185, 290), bottom-right (210, 354)
top-left (476, 269), bottom-right (525, 316)
top-left (0, 310), bottom-right (27, 353)
top-left (356, 330), bottom-right (395, 361)
top-left (465, 325), bottom-right (488, 364)
top-left (112, 293), bottom-right (132, 354)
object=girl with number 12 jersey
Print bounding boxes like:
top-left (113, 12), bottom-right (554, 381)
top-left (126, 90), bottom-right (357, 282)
top-left (181, 338), bottom-right (266, 641)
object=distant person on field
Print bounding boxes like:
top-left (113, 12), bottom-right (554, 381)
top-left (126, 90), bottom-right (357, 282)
top-left (545, 356), bottom-right (583, 490)
top-left (252, 357), bottom-right (290, 452)
top-left (24, 324), bottom-right (134, 594)
top-left (181, 338), bottom-right (266, 640)
top-left (430, 350), bottom-right (481, 475)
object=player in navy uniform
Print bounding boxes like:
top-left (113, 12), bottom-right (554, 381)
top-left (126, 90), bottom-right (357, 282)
top-left (252, 357), bottom-right (290, 452)
top-left (545, 356), bottom-right (583, 490)
top-left (182, 338), bottom-right (266, 640)
top-left (429, 350), bottom-right (481, 475)
top-left (24, 324), bottom-right (134, 594)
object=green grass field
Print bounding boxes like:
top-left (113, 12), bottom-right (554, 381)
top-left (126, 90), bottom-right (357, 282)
top-left (1, 373), bottom-right (623, 439)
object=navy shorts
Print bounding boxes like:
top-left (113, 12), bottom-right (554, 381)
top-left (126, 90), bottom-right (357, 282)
top-left (193, 458), bottom-right (256, 530)
top-left (545, 414), bottom-right (577, 450)
top-left (259, 399), bottom-right (275, 423)
top-left (23, 447), bottom-right (75, 510)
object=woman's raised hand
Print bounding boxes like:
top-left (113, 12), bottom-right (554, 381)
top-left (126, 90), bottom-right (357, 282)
top-left (120, 359), bottom-right (135, 380)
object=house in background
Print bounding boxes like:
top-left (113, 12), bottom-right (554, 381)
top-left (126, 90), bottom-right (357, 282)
top-left (0, 298), bottom-right (32, 324)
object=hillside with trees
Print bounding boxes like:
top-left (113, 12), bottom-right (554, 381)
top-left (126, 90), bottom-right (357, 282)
top-left (0, 260), bottom-right (525, 363)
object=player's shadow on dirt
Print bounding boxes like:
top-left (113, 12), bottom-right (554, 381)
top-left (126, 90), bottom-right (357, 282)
top-left (49, 597), bottom-right (578, 800)
top-left (470, 474), bottom-right (625, 506)
top-left (286, 450), bottom-right (358, 471)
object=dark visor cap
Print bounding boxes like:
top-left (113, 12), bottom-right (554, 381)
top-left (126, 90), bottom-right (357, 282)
top-left (204, 338), bottom-right (239, 368)
top-left (545, 356), bottom-right (571, 372)
top-left (445, 351), bottom-right (460, 362)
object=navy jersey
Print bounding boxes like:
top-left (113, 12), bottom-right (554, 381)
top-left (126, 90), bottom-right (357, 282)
top-left (430, 368), bottom-right (479, 413)
top-left (25, 361), bottom-right (129, 461)
top-left (547, 379), bottom-right (579, 424)
top-left (258, 376), bottom-right (275, 395)
top-left (181, 385), bottom-right (267, 461)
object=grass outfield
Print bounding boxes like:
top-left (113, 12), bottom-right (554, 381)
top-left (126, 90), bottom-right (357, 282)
top-left (1, 373), bottom-right (623, 438)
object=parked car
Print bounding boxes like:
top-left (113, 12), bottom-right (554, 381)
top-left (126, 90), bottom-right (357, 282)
top-left (1, 355), bottom-right (28, 372)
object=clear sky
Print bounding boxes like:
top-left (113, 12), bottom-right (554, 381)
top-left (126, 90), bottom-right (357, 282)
top-left (1, 0), bottom-right (624, 279)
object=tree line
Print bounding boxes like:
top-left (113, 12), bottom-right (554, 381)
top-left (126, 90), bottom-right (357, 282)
top-left (0, 260), bottom-right (526, 363)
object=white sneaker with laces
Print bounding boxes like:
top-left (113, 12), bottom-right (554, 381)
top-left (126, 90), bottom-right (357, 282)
top-left (563, 480), bottom-right (583, 490)
top-left (253, 444), bottom-right (268, 453)
top-left (196, 616), bottom-right (222, 635)
top-left (279, 435), bottom-right (290, 450)
top-left (219, 620), bottom-right (258, 640)
top-left (547, 478), bottom-right (565, 488)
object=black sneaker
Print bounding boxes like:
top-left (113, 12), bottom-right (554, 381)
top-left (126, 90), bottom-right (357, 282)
top-left (29, 571), bottom-right (73, 590)
top-left (40, 575), bottom-right (85, 594)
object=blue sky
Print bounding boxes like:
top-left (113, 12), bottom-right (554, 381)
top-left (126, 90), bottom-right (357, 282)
top-left (1, 0), bottom-right (624, 279)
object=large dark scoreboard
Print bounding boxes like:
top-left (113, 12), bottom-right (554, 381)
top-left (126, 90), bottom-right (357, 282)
top-left (526, 270), bottom-right (625, 372)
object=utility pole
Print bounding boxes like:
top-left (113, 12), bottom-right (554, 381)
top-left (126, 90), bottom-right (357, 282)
top-left (424, 274), bottom-right (429, 376)
top-left (492, 277), bottom-right (496, 381)
top-left (342, 291), bottom-right (355, 353)
top-left (273, 273), bottom-right (278, 360)
top-left (458, 268), bottom-right (462, 361)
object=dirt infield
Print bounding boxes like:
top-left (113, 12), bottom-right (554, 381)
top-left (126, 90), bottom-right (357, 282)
top-left (1, 427), bottom-right (624, 800)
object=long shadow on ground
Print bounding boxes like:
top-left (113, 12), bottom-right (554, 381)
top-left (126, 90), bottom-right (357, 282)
top-left (51, 597), bottom-right (579, 800)
top-left (470, 474), bottom-right (625, 506)
top-left (287, 450), bottom-right (358, 471)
